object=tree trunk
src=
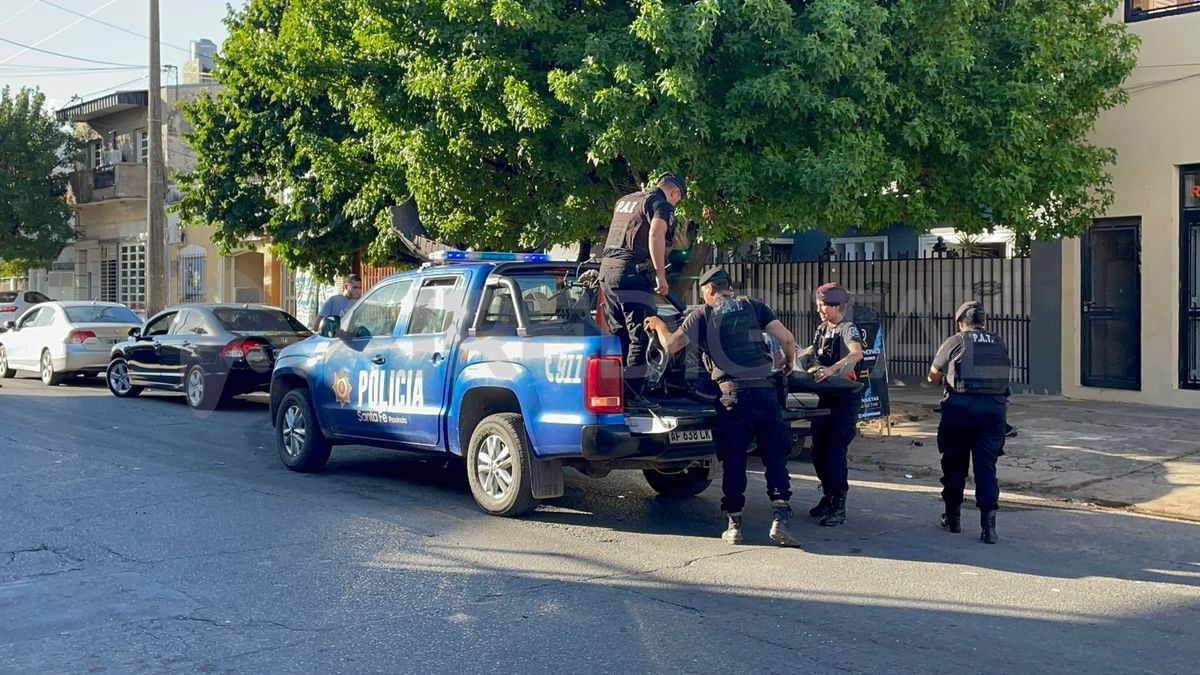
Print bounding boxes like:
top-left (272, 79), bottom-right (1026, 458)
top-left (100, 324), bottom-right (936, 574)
top-left (576, 239), bottom-right (593, 263)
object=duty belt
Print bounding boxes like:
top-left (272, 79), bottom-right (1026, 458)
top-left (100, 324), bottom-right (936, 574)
top-left (600, 257), bottom-right (654, 274)
top-left (718, 378), bottom-right (776, 393)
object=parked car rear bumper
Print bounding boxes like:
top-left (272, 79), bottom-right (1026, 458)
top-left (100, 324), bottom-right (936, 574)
top-left (58, 347), bottom-right (111, 373)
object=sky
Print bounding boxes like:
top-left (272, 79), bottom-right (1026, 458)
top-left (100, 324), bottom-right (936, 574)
top-left (0, 0), bottom-right (246, 112)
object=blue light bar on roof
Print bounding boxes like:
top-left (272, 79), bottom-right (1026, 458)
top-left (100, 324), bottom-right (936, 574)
top-left (428, 251), bottom-right (551, 263)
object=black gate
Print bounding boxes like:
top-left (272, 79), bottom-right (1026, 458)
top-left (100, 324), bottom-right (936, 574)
top-left (1082, 218), bottom-right (1141, 390)
top-left (1182, 165), bottom-right (1200, 389)
top-left (686, 255), bottom-right (1031, 385)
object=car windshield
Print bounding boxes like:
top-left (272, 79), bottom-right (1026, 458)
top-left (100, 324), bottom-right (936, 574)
top-left (0, 292), bottom-right (17, 303)
top-left (213, 308), bottom-right (309, 333)
top-left (64, 305), bottom-right (141, 324)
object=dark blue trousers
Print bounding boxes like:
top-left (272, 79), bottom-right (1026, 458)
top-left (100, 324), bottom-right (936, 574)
top-left (714, 386), bottom-right (793, 513)
top-left (812, 393), bottom-right (859, 494)
top-left (937, 396), bottom-right (1007, 512)
top-left (598, 265), bottom-right (655, 393)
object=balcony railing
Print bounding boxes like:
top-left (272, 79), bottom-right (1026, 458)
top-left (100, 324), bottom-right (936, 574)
top-left (67, 163), bottom-right (148, 205)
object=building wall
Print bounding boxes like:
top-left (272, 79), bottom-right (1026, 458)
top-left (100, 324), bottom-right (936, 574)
top-left (1061, 7), bottom-right (1200, 408)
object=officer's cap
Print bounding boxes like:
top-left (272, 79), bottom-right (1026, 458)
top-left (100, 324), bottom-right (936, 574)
top-left (697, 267), bottom-right (730, 288)
top-left (815, 282), bottom-right (848, 306)
top-left (955, 300), bottom-right (985, 323)
top-left (656, 172), bottom-right (687, 198)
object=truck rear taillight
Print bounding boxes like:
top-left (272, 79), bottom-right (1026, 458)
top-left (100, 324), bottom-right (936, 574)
top-left (585, 356), bottom-right (623, 414)
top-left (65, 329), bottom-right (97, 344)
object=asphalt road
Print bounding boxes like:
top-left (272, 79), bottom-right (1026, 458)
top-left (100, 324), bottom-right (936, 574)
top-left (2, 375), bottom-right (1199, 674)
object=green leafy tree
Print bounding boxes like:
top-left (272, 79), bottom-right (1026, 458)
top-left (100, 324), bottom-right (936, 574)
top-left (179, 0), bottom-right (1137, 278)
top-left (0, 87), bottom-right (78, 270)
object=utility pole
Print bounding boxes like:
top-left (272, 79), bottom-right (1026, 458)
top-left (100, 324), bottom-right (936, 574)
top-left (146, 0), bottom-right (166, 315)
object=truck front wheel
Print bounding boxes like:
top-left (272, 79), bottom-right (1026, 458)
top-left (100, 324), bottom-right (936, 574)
top-left (643, 467), bottom-right (712, 497)
top-left (467, 413), bottom-right (538, 516)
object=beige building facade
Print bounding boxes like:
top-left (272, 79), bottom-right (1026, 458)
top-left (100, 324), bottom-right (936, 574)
top-left (55, 83), bottom-right (269, 315)
top-left (1063, 1), bottom-right (1200, 407)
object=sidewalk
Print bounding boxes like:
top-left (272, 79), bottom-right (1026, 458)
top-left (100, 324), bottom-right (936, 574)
top-left (846, 386), bottom-right (1200, 521)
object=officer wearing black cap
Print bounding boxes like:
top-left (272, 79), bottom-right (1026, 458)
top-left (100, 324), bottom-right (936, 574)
top-left (644, 267), bottom-right (801, 547)
top-left (599, 173), bottom-right (686, 396)
top-left (807, 282), bottom-right (864, 527)
top-left (928, 300), bottom-right (1011, 544)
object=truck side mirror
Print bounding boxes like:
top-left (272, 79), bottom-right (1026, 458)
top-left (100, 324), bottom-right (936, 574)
top-left (318, 315), bottom-right (340, 338)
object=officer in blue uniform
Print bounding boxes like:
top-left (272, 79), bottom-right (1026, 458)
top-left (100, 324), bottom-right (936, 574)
top-left (599, 173), bottom-right (686, 396)
top-left (928, 301), bottom-right (1011, 544)
top-left (807, 282), bottom-right (864, 527)
top-left (644, 267), bottom-right (801, 547)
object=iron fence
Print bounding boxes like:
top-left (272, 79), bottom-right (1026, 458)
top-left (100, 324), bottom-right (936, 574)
top-left (686, 255), bottom-right (1031, 385)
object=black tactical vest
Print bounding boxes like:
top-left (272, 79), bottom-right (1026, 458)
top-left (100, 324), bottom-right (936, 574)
top-left (947, 330), bottom-right (1010, 395)
top-left (702, 296), bottom-right (773, 384)
top-left (602, 189), bottom-right (675, 264)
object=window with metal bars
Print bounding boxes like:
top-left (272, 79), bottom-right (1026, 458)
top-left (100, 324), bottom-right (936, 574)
top-left (119, 243), bottom-right (146, 310)
top-left (180, 250), bottom-right (206, 302)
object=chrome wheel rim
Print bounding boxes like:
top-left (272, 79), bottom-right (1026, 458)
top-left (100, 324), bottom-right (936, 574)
top-left (281, 404), bottom-right (306, 458)
top-left (0, 347), bottom-right (7, 373)
top-left (109, 362), bottom-right (132, 394)
top-left (476, 434), bottom-right (514, 500)
top-left (187, 369), bottom-right (204, 406)
top-left (40, 351), bottom-right (53, 383)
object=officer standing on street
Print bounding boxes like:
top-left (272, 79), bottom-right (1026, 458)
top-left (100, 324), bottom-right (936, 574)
top-left (644, 267), bottom-right (801, 547)
top-left (599, 173), bottom-right (686, 397)
top-left (928, 301), bottom-right (1011, 544)
top-left (807, 283), bottom-right (864, 527)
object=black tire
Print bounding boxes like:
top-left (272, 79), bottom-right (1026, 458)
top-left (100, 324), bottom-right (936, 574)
top-left (275, 388), bottom-right (331, 472)
top-left (643, 466), bottom-right (712, 497)
top-left (788, 432), bottom-right (810, 462)
top-left (0, 346), bottom-right (14, 379)
top-left (466, 413), bottom-right (538, 516)
top-left (184, 365), bottom-right (222, 410)
top-left (106, 358), bottom-right (143, 398)
top-left (40, 349), bottom-right (65, 386)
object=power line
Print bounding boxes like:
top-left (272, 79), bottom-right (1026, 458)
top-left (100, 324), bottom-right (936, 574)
top-left (0, 68), bottom-right (144, 79)
top-left (0, 36), bottom-right (141, 67)
top-left (0, 1), bottom-right (42, 29)
top-left (38, 0), bottom-right (191, 55)
top-left (76, 74), bottom-right (150, 101)
top-left (0, 63), bottom-right (144, 72)
top-left (0, 0), bottom-right (119, 65)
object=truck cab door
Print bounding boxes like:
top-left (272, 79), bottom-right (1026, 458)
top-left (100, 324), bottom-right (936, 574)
top-left (384, 275), bottom-right (464, 448)
top-left (318, 279), bottom-right (413, 439)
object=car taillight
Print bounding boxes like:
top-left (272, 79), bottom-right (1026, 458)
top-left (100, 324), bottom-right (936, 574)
top-left (65, 329), bottom-right (97, 344)
top-left (585, 355), bottom-right (623, 414)
top-left (222, 338), bottom-right (268, 360)
top-left (0, 306), bottom-right (16, 313)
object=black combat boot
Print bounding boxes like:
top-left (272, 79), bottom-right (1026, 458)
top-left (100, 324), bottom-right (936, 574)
top-left (941, 502), bottom-right (962, 533)
top-left (722, 513), bottom-right (744, 545)
top-left (980, 509), bottom-right (998, 544)
top-left (819, 492), bottom-right (847, 527)
top-left (769, 501), bottom-right (801, 547)
top-left (808, 494), bottom-right (832, 518)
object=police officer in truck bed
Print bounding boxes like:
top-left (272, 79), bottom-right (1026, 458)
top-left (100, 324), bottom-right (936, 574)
top-left (928, 300), bottom-right (1011, 545)
top-left (599, 173), bottom-right (686, 397)
top-left (644, 267), bottom-right (801, 547)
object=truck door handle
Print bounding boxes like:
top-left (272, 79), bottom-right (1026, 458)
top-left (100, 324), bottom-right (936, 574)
top-left (431, 352), bottom-right (444, 365)
top-left (371, 354), bottom-right (386, 365)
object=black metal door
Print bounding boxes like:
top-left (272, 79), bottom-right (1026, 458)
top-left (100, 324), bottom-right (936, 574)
top-left (1182, 166), bottom-right (1200, 389)
top-left (1082, 218), bottom-right (1141, 390)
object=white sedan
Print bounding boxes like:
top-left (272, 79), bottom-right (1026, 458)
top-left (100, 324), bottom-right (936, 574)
top-left (0, 301), bottom-right (142, 385)
top-left (0, 289), bottom-right (53, 330)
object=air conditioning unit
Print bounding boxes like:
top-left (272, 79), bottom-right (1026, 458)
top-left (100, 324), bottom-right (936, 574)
top-left (103, 149), bottom-right (123, 165)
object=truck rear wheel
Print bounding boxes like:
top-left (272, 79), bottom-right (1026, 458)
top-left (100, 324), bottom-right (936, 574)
top-left (467, 413), bottom-right (538, 516)
top-left (643, 467), bottom-right (712, 497)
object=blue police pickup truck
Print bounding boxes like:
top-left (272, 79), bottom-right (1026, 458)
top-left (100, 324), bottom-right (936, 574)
top-left (268, 251), bottom-right (741, 516)
top-left (269, 251), bottom-right (830, 516)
